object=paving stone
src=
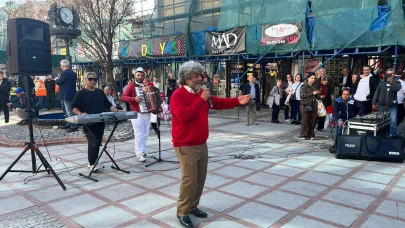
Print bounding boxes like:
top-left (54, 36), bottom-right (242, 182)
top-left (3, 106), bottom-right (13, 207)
top-left (281, 159), bottom-right (318, 169)
top-left (376, 200), bottom-right (405, 219)
top-left (203, 218), bottom-right (247, 228)
top-left (158, 183), bottom-right (180, 198)
top-left (48, 193), bottom-right (107, 217)
top-left (0, 185), bottom-right (15, 198)
top-left (282, 215), bottom-right (337, 228)
top-left (204, 174), bottom-right (233, 188)
top-left (121, 193), bottom-right (175, 215)
top-left (303, 201), bottom-right (362, 226)
top-left (74, 175), bottom-right (121, 191)
top-left (228, 202), bottom-right (288, 227)
top-left (294, 155), bottom-right (329, 163)
top-left (132, 174), bottom-right (177, 189)
top-left (362, 164), bottom-right (402, 175)
top-left (244, 172), bottom-right (287, 187)
top-left (352, 171), bottom-right (395, 184)
top-left (361, 214), bottom-right (405, 228)
top-left (73, 206), bottom-right (135, 227)
top-left (299, 171), bottom-right (342, 186)
top-left (126, 220), bottom-right (161, 228)
top-left (264, 165), bottom-right (304, 177)
top-left (258, 190), bottom-right (310, 210)
top-left (96, 183), bottom-right (145, 201)
top-left (280, 181), bottom-right (328, 197)
top-left (29, 184), bottom-right (81, 202)
top-left (325, 159), bottom-right (363, 168)
top-left (313, 164), bottom-right (353, 176)
top-left (396, 177), bottom-right (405, 188)
top-left (219, 181), bottom-right (268, 198)
top-left (339, 179), bottom-right (387, 196)
top-left (234, 160), bottom-right (272, 170)
top-left (387, 187), bottom-right (405, 201)
top-left (0, 195), bottom-right (34, 216)
top-left (323, 189), bottom-right (376, 209)
top-left (213, 166), bottom-right (254, 178)
top-left (200, 191), bottom-right (244, 212)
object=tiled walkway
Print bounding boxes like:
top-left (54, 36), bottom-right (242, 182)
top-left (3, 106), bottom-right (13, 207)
top-left (1, 112), bottom-right (405, 227)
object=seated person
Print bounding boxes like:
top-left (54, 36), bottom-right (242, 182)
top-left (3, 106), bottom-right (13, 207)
top-left (333, 88), bottom-right (365, 138)
top-left (103, 86), bottom-right (123, 110)
top-left (7, 87), bottom-right (38, 125)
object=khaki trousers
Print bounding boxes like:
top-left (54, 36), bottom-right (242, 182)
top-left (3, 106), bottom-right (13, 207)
top-left (174, 143), bottom-right (208, 216)
top-left (245, 100), bottom-right (257, 124)
top-left (15, 108), bottom-right (28, 120)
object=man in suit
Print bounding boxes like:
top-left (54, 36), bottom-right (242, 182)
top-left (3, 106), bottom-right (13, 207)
top-left (0, 71), bottom-right (11, 123)
top-left (56, 60), bottom-right (77, 132)
top-left (338, 67), bottom-right (352, 96)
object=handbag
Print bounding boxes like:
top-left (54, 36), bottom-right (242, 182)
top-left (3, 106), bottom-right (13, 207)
top-left (317, 100), bottom-right (327, 117)
top-left (291, 82), bottom-right (302, 101)
top-left (303, 105), bottom-right (312, 112)
top-left (267, 96), bottom-right (274, 107)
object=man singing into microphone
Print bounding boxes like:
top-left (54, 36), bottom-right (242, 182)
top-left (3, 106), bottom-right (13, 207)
top-left (171, 61), bottom-right (250, 228)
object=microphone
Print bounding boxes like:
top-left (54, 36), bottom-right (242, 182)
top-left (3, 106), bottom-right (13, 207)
top-left (201, 85), bottom-right (214, 108)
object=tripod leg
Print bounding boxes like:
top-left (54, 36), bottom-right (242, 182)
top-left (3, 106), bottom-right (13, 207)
top-left (0, 147), bottom-right (29, 181)
top-left (104, 150), bottom-right (130, 174)
top-left (35, 148), bottom-right (66, 190)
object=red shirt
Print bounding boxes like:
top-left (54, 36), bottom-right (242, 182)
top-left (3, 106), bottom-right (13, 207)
top-left (121, 82), bottom-right (153, 112)
top-left (171, 86), bottom-right (240, 147)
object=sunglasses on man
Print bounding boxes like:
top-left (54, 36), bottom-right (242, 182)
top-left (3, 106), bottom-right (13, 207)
top-left (88, 78), bottom-right (98, 81)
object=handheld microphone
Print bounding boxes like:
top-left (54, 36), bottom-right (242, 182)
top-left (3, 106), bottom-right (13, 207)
top-left (201, 85), bottom-right (214, 108)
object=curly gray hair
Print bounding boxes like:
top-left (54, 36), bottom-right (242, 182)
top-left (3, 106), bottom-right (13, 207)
top-left (178, 61), bottom-right (204, 85)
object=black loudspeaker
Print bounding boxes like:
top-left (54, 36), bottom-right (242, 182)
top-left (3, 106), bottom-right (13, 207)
top-left (6, 18), bottom-right (51, 75)
top-left (336, 135), bottom-right (404, 163)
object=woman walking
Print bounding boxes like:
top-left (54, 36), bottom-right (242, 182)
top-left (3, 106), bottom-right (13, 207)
top-left (300, 74), bottom-right (319, 140)
top-left (290, 74), bottom-right (303, 125)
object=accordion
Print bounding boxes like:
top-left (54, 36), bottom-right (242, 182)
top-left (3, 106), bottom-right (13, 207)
top-left (135, 85), bottom-right (162, 114)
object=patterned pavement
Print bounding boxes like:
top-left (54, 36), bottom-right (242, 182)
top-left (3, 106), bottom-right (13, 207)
top-left (1, 108), bottom-right (405, 227)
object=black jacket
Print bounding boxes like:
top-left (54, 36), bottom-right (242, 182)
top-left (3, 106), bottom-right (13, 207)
top-left (45, 79), bottom-right (56, 94)
top-left (0, 78), bottom-right (11, 103)
top-left (10, 93), bottom-right (39, 117)
top-left (333, 97), bottom-right (364, 122)
top-left (366, 74), bottom-right (380, 101)
top-left (338, 74), bottom-right (352, 95)
top-left (242, 82), bottom-right (260, 104)
top-left (56, 68), bottom-right (77, 101)
top-left (372, 80), bottom-right (401, 107)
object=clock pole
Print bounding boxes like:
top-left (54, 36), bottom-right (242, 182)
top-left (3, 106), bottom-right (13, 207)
top-left (63, 37), bottom-right (72, 66)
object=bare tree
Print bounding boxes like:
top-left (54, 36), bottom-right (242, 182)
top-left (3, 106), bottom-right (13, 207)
top-left (4, 0), bottom-right (50, 20)
top-left (74, 0), bottom-right (136, 95)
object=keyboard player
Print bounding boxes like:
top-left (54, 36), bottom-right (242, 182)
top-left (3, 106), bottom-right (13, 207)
top-left (72, 72), bottom-right (122, 171)
top-left (121, 67), bottom-right (155, 162)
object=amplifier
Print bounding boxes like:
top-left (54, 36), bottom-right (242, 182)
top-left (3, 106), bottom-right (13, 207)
top-left (336, 135), bottom-right (404, 163)
top-left (348, 118), bottom-right (390, 137)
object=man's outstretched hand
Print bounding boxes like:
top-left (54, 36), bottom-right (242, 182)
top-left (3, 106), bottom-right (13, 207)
top-left (238, 95), bottom-right (250, 105)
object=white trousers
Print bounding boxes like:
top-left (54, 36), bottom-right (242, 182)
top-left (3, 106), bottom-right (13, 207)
top-left (131, 113), bottom-right (151, 156)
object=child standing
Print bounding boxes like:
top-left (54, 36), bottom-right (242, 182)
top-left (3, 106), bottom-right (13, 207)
top-left (270, 79), bottom-right (283, 123)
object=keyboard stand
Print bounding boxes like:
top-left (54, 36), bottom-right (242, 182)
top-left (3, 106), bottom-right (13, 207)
top-left (79, 121), bottom-right (130, 182)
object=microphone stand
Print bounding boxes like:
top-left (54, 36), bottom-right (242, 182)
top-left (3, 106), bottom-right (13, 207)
top-left (0, 75), bottom-right (66, 190)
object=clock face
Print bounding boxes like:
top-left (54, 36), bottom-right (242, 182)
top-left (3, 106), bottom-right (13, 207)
top-left (60, 8), bottom-right (73, 24)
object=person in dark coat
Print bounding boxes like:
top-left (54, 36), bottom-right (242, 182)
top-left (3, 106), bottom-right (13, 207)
top-left (55, 60), bottom-right (77, 132)
top-left (0, 71), bottom-right (11, 123)
top-left (45, 75), bottom-right (56, 110)
top-left (338, 67), bottom-right (352, 96)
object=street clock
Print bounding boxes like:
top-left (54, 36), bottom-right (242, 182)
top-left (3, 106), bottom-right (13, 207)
top-left (59, 7), bottom-right (74, 25)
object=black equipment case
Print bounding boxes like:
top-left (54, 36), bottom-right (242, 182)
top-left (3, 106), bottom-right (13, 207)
top-left (336, 135), bottom-right (404, 163)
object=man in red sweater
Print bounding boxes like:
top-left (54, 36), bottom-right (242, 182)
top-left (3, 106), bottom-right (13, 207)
top-left (121, 67), bottom-right (155, 162)
top-left (171, 61), bottom-right (250, 228)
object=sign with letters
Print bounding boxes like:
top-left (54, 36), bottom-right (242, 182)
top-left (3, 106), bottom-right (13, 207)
top-left (119, 34), bottom-right (186, 59)
top-left (261, 22), bottom-right (302, 45)
top-left (205, 27), bottom-right (246, 55)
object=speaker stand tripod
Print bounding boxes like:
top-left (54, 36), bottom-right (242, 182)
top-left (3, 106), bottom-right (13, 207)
top-left (0, 75), bottom-right (66, 190)
top-left (79, 120), bottom-right (130, 182)
top-left (146, 120), bottom-right (178, 167)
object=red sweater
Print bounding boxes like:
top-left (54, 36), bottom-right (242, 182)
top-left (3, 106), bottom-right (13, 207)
top-left (121, 82), bottom-right (153, 112)
top-left (171, 86), bottom-right (240, 147)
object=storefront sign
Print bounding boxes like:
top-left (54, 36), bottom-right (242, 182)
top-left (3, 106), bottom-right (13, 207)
top-left (261, 22), bottom-right (302, 45)
top-left (205, 27), bottom-right (246, 55)
top-left (119, 34), bottom-right (186, 59)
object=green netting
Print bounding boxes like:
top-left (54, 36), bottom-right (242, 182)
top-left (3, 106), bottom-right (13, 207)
top-left (216, 0), bottom-right (310, 54)
top-left (311, 0), bottom-right (405, 50)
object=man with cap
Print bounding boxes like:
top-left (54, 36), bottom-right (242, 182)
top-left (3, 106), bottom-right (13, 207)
top-left (0, 71), bottom-right (11, 123)
top-left (7, 87), bottom-right (38, 125)
top-left (122, 67), bottom-right (155, 162)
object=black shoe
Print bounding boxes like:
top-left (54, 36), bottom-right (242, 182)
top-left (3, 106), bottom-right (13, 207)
top-left (66, 128), bottom-right (78, 133)
top-left (59, 125), bottom-right (70, 129)
top-left (315, 128), bottom-right (323, 132)
top-left (295, 121), bottom-right (301, 125)
top-left (5, 121), bottom-right (8, 123)
top-left (190, 208), bottom-right (208, 218)
top-left (19, 120), bottom-right (28, 125)
top-left (275, 120), bottom-right (280, 123)
top-left (177, 215), bottom-right (193, 228)
top-left (290, 120), bottom-right (297, 124)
